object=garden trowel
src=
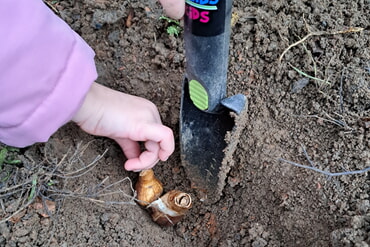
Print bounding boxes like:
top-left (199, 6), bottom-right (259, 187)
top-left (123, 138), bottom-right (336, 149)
top-left (180, 0), bottom-right (246, 203)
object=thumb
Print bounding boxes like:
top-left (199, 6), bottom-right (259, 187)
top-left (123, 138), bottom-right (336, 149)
top-left (159, 0), bottom-right (185, 19)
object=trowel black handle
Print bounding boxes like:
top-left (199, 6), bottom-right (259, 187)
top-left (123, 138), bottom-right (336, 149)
top-left (184, 0), bottom-right (232, 113)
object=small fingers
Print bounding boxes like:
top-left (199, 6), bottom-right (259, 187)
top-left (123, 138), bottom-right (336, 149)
top-left (124, 140), bottom-right (160, 171)
top-left (125, 156), bottom-right (159, 171)
top-left (130, 123), bottom-right (175, 161)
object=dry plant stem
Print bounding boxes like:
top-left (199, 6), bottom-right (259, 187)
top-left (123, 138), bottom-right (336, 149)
top-left (40, 194), bottom-right (54, 218)
top-left (56, 195), bottom-right (136, 206)
top-left (339, 69), bottom-right (345, 114)
top-left (0, 191), bottom-right (37, 224)
top-left (324, 112), bottom-right (350, 128)
top-left (279, 158), bottom-right (370, 176)
top-left (95, 190), bottom-right (128, 198)
top-left (279, 27), bottom-right (364, 62)
top-left (66, 141), bottom-right (93, 168)
top-left (96, 177), bottom-right (133, 195)
top-left (0, 199), bottom-right (4, 213)
top-left (0, 143), bottom-right (121, 223)
top-left (47, 177), bottom-right (136, 205)
top-left (297, 113), bottom-right (352, 130)
top-left (46, 147), bottom-right (69, 170)
top-left (279, 145), bottom-right (370, 177)
top-left (42, 0), bottom-right (59, 14)
top-left (0, 178), bottom-right (35, 193)
top-left (50, 148), bottom-right (108, 179)
top-left (300, 144), bottom-right (314, 166)
top-left (12, 168), bottom-right (19, 185)
top-left (43, 197), bottom-right (64, 245)
top-left (302, 43), bottom-right (317, 78)
top-left (92, 176), bottom-right (110, 191)
top-left (317, 91), bottom-right (338, 104)
top-left (43, 141), bottom-right (93, 178)
top-left (289, 63), bottom-right (331, 85)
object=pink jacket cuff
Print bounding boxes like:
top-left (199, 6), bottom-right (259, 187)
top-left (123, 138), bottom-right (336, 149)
top-left (0, 0), bottom-right (97, 147)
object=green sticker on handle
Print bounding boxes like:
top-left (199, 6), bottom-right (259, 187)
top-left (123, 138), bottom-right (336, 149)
top-left (189, 79), bottom-right (208, 110)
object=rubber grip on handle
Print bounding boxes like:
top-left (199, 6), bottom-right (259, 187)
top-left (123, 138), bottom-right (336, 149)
top-left (184, 0), bottom-right (232, 113)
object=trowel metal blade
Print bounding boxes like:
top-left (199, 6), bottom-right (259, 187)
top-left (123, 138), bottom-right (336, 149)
top-left (180, 79), bottom-right (234, 203)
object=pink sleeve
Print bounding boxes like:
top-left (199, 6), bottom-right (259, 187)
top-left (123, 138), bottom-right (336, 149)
top-left (0, 0), bottom-right (98, 147)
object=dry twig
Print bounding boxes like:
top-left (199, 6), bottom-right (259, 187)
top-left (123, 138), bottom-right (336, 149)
top-left (0, 142), bottom-right (136, 224)
top-left (279, 144), bottom-right (370, 177)
top-left (279, 27), bottom-right (364, 62)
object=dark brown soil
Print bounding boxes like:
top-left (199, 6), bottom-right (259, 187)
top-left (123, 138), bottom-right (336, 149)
top-left (1, 0), bottom-right (369, 246)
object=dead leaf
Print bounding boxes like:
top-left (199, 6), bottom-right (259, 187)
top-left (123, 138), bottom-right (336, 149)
top-left (206, 213), bottom-right (218, 238)
top-left (126, 8), bottom-right (134, 28)
top-left (9, 209), bottom-right (27, 223)
top-left (30, 198), bottom-right (56, 218)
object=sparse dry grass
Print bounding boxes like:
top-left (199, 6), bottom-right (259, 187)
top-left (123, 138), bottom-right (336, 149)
top-left (0, 142), bottom-right (137, 224)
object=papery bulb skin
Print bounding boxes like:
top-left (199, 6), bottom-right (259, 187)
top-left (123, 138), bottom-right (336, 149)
top-left (149, 190), bottom-right (192, 226)
top-left (135, 169), bottom-right (163, 206)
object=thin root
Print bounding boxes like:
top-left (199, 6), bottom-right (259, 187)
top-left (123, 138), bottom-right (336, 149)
top-left (279, 27), bottom-right (364, 62)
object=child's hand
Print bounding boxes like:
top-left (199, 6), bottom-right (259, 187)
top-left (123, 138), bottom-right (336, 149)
top-left (72, 82), bottom-right (175, 171)
top-left (159, 0), bottom-right (185, 19)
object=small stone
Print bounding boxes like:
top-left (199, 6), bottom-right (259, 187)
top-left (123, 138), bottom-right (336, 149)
top-left (14, 228), bottom-right (31, 238)
top-left (252, 237), bottom-right (267, 247)
top-left (351, 216), bottom-right (364, 229)
top-left (357, 200), bottom-right (369, 214)
top-left (291, 78), bottom-right (309, 93)
top-left (0, 223), bottom-right (10, 239)
top-left (91, 8), bottom-right (126, 28)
